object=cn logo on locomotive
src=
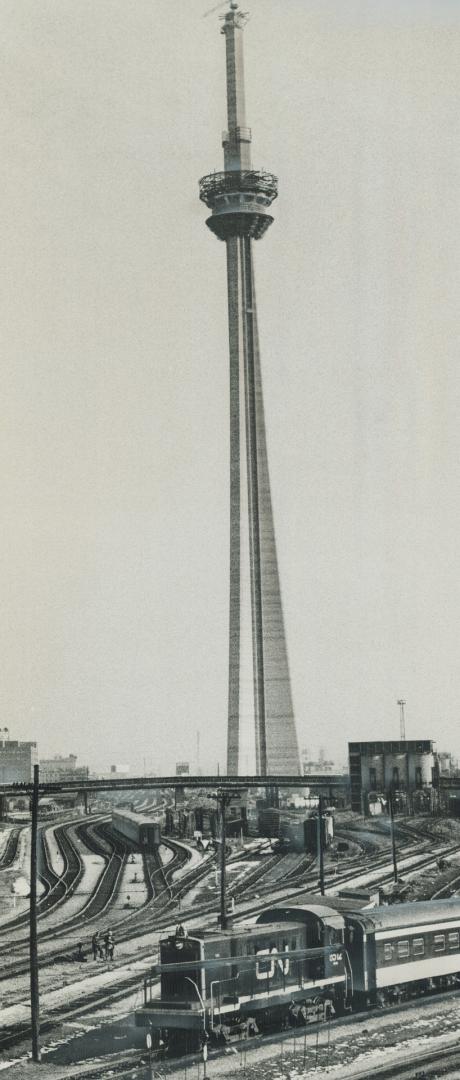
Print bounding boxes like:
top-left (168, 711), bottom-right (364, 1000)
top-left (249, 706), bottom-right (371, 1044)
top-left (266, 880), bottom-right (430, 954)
top-left (256, 946), bottom-right (290, 980)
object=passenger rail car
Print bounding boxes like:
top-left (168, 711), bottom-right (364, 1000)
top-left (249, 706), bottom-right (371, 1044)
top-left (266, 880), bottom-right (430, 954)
top-left (346, 898), bottom-right (460, 1006)
top-left (111, 809), bottom-right (161, 852)
top-left (135, 897), bottom-right (460, 1052)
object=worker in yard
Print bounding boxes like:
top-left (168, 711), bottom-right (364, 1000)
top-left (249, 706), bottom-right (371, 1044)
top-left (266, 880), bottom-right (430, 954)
top-left (104, 928), bottom-right (114, 960)
top-left (75, 942), bottom-right (87, 963)
top-left (91, 931), bottom-right (101, 961)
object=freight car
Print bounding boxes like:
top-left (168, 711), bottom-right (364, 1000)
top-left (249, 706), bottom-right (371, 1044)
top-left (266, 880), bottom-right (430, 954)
top-left (279, 812), bottom-right (333, 853)
top-left (112, 809), bottom-right (161, 852)
top-left (135, 896), bottom-right (460, 1052)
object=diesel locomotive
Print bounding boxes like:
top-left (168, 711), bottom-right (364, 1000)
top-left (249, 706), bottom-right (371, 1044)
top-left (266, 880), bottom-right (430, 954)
top-left (135, 896), bottom-right (460, 1051)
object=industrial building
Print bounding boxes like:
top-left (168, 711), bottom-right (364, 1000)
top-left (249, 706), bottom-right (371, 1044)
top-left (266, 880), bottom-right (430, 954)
top-left (348, 740), bottom-right (437, 814)
top-left (0, 738), bottom-right (38, 783)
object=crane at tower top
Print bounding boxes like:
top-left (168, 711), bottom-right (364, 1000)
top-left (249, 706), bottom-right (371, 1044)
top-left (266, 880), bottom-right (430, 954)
top-left (203, 0), bottom-right (245, 17)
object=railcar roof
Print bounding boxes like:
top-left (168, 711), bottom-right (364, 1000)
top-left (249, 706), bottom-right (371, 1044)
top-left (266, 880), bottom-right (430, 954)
top-left (181, 921), bottom-right (303, 942)
top-left (112, 809), bottom-right (159, 826)
top-left (348, 897), bottom-right (460, 933)
top-left (258, 892), bottom-right (365, 914)
top-left (257, 903), bottom-right (345, 931)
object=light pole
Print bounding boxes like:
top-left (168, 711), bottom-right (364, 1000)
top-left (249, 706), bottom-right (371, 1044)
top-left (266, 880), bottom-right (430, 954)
top-left (184, 977), bottom-right (207, 1077)
top-left (388, 786), bottom-right (398, 883)
top-left (397, 699), bottom-right (406, 740)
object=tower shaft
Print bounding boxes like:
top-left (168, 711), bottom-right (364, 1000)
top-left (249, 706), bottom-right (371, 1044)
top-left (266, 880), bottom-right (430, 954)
top-left (222, 6), bottom-right (251, 171)
top-left (200, 3), bottom-right (301, 776)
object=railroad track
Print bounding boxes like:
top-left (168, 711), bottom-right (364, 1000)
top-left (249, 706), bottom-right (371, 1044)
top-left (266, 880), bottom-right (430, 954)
top-left (2, 841), bottom-right (460, 1059)
top-left (0, 817), bottom-right (109, 936)
top-left (3, 830), bottom-right (460, 1047)
top-left (5, 983), bottom-right (460, 1078)
top-left (0, 833), bottom-right (198, 981)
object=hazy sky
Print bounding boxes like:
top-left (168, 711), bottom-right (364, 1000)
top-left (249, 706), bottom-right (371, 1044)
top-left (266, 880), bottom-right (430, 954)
top-left (1, 0), bottom-right (459, 774)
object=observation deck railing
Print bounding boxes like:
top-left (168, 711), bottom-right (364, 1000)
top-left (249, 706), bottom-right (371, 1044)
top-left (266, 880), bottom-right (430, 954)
top-left (199, 169), bottom-right (278, 207)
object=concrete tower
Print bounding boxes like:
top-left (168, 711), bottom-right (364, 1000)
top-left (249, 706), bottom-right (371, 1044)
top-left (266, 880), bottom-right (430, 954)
top-left (199, 2), bottom-right (301, 777)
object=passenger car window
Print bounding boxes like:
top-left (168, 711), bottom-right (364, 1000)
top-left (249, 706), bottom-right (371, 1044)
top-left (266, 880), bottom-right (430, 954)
top-left (412, 938), bottom-right (424, 956)
top-left (397, 940), bottom-right (409, 958)
top-left (384, 944), bottom-right (393, 961)
top-left (434, 934), bottom-right (445, 952)
top-left (448, 932), bottom-right (459, 949)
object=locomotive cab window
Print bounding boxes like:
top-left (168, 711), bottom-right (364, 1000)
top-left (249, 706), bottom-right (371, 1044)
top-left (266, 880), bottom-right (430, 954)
top-left (434, 934), bottom-right (445, 952)
top-left (448, 931), bottom-right (459, 949)
top-left (397, 940), bottom-right (410, 958)
top-left (384, 944), bottom-right (393, 961)
top-left (412, 938), bottom-right (424, 956)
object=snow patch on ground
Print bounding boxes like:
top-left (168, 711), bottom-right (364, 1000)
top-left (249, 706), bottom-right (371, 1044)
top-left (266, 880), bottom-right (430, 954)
top-left (0, 827), bottom-right (12, 859)
top-left (44, 825), bottom-right (66, 877)
top-left (110, 854), bottom-right (148, 912)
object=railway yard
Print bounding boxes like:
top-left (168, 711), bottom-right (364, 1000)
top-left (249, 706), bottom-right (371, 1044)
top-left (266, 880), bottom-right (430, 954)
top-left (1, 802), bottom-right (460, 1078)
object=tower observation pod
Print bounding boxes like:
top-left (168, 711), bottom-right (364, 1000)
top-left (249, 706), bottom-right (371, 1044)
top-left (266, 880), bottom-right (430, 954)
top-left (199, 3), bottom-right (301, 777)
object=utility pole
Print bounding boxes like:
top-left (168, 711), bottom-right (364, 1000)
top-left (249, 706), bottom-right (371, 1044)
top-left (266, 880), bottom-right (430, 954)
top-left (388, 788), bottom-right (398, 883)
top-left (30, 763), bottom-right (41, 1063)
top-left (220, 793), bottom-right (227, 929)
top-left (208, 788), bottom-right (242, 929)
top-left (397, 699), bottom-right (406, 740)
top-left (317, 795), bottom-right (325, 896)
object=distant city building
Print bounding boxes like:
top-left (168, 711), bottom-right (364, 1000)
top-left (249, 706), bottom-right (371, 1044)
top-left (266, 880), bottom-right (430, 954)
top-left (0, 738), bottom-right (37, 783)
top-left (301, 746), bottom-right (343, 775)
top-left (302, 756), bottom-right (335, 775)
top-left (438, 751), bottom-right (459, 777)
top-left (39, 754), bottom-right (89, 783)
top-left (348, 740), bottom-right (437, 813)
top-left (109, 764), bottom-right (130, 775)
top-left (176, 762), bottom-right (190, 777)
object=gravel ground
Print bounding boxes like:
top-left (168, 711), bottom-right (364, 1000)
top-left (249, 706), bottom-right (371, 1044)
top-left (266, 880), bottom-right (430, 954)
top-left (3, 992), bottom-right (460, 1080)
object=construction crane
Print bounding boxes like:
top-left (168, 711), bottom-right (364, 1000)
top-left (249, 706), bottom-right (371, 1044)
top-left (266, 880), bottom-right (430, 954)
top-left (203, 0), bottom-right (234, 17)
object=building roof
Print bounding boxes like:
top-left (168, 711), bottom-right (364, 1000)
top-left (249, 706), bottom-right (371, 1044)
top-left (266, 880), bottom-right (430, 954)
top-left (348, 740), bottom-right (434, 754)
